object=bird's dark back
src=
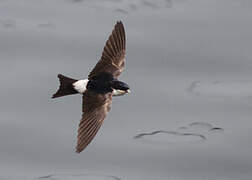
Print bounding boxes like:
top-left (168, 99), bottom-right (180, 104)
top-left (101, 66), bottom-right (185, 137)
top-left (87, 73), bottom-right (114, 94)
top-left (87, 72), bottom-right (129, 94)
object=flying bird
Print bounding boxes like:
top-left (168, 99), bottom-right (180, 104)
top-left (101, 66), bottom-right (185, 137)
top-left (52, 21), bottom-right (130, 153)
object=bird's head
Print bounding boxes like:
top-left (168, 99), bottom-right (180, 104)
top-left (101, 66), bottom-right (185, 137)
top-left (111, 80), bottom-right (130, 96)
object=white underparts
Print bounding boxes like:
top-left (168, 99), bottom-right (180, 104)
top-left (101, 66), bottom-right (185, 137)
top-left (112, 89), bottom-right (127, 96)
top-left (73, 79), bottom-right (89, 93)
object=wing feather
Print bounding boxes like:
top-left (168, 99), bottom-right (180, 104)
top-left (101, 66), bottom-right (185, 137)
top-left (77, 121), bottom-right (102, 152)
top-left (88, 21), bottom-right (126, 79)
top-left (112, 30), bottom-right (120, 53)
top-left (76, 91), bottom-right (112, 153)
top-left (114, 27), bottom-right (121, 50)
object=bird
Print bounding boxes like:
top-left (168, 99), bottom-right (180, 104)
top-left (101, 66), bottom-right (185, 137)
top-left (52, 21), bottom-right (130, 153)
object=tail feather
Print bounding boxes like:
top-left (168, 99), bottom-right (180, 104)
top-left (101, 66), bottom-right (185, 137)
top-left (52, 74), bottom-right (78, 98)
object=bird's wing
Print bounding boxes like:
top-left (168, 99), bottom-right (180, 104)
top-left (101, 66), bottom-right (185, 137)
top-left (76, 91), bottom-right (112, 153)
top-left (88, 21), bottom-right (126, 79)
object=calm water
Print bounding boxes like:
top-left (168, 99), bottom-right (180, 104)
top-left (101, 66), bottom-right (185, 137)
top-left (1, 0), bottom-right (252, 179)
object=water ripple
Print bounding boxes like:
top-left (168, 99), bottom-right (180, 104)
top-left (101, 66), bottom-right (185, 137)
top-left (68, 0), bottom-right (174, 13)
top-left (187, 80), bottom-right (252, 98)
top-left (134, 130), bottom-right (206, 143)
top-left (134, 122), bottom-right (223, 145)
top-left (37, 173), bottom-right (121, 180)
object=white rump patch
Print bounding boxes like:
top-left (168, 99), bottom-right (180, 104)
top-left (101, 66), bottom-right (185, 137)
top-left (73, 79), bottom-right (89, 93)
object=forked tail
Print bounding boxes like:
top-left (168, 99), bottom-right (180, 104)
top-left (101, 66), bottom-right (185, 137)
top-left (52, 74), bottom-right (78, 98)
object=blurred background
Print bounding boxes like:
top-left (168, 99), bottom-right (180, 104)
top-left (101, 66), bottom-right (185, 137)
top-left (0, 0), bottom-right (252, 179)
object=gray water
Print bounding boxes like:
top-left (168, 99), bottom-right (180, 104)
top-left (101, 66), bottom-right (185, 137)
top-left (1, 0), bottom-right (252, 179)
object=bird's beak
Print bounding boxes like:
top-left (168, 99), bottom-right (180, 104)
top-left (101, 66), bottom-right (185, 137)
top-left (126, 89), bottom-right (131, 93)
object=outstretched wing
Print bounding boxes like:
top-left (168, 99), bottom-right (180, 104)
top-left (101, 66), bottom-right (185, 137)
top-left (88, 21), bottom-right (126, 79)
top-left (76, 91), bottom-right (112, 153)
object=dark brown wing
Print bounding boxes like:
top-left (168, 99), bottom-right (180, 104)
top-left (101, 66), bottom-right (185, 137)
top-left (76, 91), bottom-right (112, 153)
top-left (88, 21), bottom-right (126, 79)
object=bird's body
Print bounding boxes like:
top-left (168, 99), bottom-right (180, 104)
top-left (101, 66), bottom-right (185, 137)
top-left (72, 73), bottom-right (130, 96)
top-left (52, 21), bottom-right (130, 153)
